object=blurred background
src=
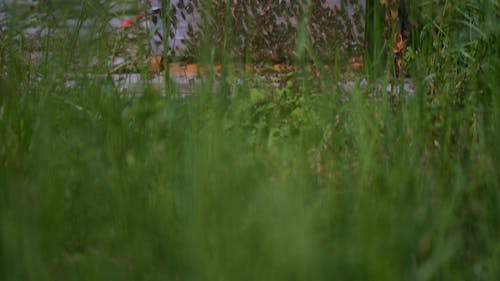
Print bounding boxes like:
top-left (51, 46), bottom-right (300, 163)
top-left (1, 1), bottom-right (499, 281)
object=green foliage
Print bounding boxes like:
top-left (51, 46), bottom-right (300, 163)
top-left (1, 1), bottom-right (499, 281)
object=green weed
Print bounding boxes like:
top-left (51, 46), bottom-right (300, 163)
top-left (1, 1), bottom-right (498, 280)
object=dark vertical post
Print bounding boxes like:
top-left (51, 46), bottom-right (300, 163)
top-left (364, 0), bottom-right (386, 78)
top-left (399, 0), bottom-right (410, 42)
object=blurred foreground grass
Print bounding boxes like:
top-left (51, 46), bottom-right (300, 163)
top-left (1, 1), bottom-right (499, 280)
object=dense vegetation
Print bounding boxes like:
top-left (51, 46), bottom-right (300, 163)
top-left (1, 0), bottom-right (499, 280)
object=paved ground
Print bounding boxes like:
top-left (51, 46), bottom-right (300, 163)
top-left (111, 72), bottom-right (198, 96)
top-left (108, 65), bottom-right (415, 99)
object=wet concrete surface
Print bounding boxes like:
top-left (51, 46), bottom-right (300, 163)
top-left (111, 72), bottom-right (199, 97)
top-left (108, 71), bottom-right (414, 99)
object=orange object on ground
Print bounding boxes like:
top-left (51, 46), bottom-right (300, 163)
top-left (118, 12), bottom-right (146, 29)
top-left (394, 32), bottom-right (405, 78)
top-left (150, 56), bottom-right (163, 73)
top-left (147, 61), bottom-right (365, 77)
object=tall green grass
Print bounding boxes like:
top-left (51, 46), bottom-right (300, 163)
top-left (1, 1), bottom-right (499, 280)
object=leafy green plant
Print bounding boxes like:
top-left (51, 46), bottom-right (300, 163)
top-left (1, 1), bottom-right (499, 281)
